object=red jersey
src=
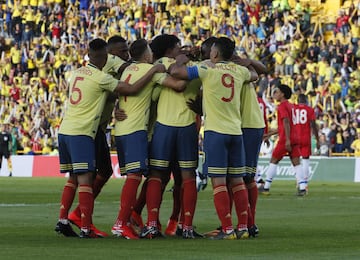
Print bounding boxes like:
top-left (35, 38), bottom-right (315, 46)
top-left (257, 97), bottom-right (268, 134)
top-left (293, 103), bottom-right (316, 146)
top-left (277, 100), bottom-right (298, 145)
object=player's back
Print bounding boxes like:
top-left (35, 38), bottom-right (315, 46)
top-left (199, 62), bottom-right (250, 135)
top-left (102, 54), bottom-right (126, 79)
top-left (293, 103), bottom-right (315, 145)
top-left (115, 63), bottom-right (166, 136)
top-left (277, 100), bottom-right (299, 145)
top-left (240, 82), bottom-right (265, 129)
top-left (59, 64), bottom-right (118, 138)
top-left (155, 58), bottom-right (201, 127)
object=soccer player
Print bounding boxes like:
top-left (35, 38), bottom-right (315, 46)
top-left (67, 36), bottom-right (130, 237)
top-left (188, 47), bottom-right (268, 238)
top-left (170, 37), bottom-right (258, 240)
top-left (111, 39), bottom-right (186, 239)
top-left (0, 122), bottom-right (13, 177)
top-left (293, 94), bottom-right (320, 192)
top-left (260, 84), bottom-right (307, 196)
top-left (240, 82), bottom-right (267, 237)
top-left (140, 34), bottom-right (201, 239)
top-left (54, 38), bottom-right (165, 238)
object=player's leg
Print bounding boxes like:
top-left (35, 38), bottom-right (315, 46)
top-left (177, 123), bottom-right (198, 239)
top-left (291, 145), bottom-right (307, 196)
top-left (0, 152), bottom-right (3, 171)
top-left (92, 129), bottom-right (113, 198)
top-left (242, 128), bottom-right (264, 236)
top-left (141, 122), bottom-right (174, 238)
top-left (228, 134), bottom-right (249, 239)
top-left (71, 136), bottom-right (96, 238)
top-left (69, 129), bottom-right (111, 237)
top-left (301, 144), bottom-right (311, 193)
top-left (77, 171), bottom-right (96, 238)
top-left (131, 178), bottom-right (147, 229)
top-left (57, 135), bottom-right (97, 238)
top-left (262, 144), bottom-right (285, 194)
top-left (112, 131), bottom-right (148, 239)
top-left (4, 151), bottom-right (12, 177)
top-left (205, 131), bottom-right (236, 240)
top-left (165, 163), bottom-right (182, 236)
top-left (55, 134), bottom-right (78, 237)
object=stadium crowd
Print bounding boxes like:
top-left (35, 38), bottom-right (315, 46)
top-left (1, 0), bottom-right (360, 156)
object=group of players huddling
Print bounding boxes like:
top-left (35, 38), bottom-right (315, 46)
top-left (54, 33), bottom-right (315, 240)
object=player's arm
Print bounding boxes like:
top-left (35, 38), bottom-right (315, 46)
top-left (247, 66), bottom-right (259, 82)
top-left (168, 53), bottom-right (199, 80)
top-left (283, 117), bottom-right (292, 152)
top-left (231, 55), bottom-right (267, 74)
top-left (114, 64), bottom-right (166, 96)
top-left (116, 62), bottom-right (131, 78)
top-left (311, 119), bottom-right (320, 149)
top-left (187, 92), bottom-right (203, 115)
top-left (169, 63), bottom-right (199, 81)
top-left (161, 75), bottom-right (187, 92)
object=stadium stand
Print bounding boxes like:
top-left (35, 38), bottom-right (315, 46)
top-left (0, 0), bottom-right (359, 156)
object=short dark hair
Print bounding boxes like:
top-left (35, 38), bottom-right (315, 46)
top-left (107, 35), bottom-right (126, 45)
top-left (201, 36), bottom-right (217, 58)
top-left (298, 93), bottom-right (307, 104)
top-left (89, 38), bottom-right (107, 51)
top-left (130, 39), bottom-right (149, 61)
top-left (201, 36), bottom-right (217, 49)
top-left (150, 34), bottom-right (180, 60)
top-left (278, 84), bottom-right (292, 99)
top-left (213, 37), bottom-right (235, 60)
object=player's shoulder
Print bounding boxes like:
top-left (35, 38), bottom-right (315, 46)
top-left (84, 65), bottom-right (117, 84)
top-left (155, 57), bottom-right (175, 68)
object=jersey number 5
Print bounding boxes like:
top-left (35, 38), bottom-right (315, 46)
top-left (70, 76), bottom-right (84, 105)
top-left (221, 73), bottom-right (235, 102)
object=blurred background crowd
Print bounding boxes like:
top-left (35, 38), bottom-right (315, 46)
top-left (1, 0), bottom-right (360, 156)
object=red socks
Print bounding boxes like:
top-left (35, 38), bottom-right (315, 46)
top-left (232, 183), bottom-right (248, 230)
top-left (213, 185), bottom-right (232, 232)
top-left (182, 178), bottom-right (197, 228)
top-left (146, 177), bottom-right (162, 227)
top-left (133, 179), bottom-right (148, 215)
top-left (247, 181), bottom-right (258, 227)
top-left (59, 180), bottom-right (77, 219)
top-left (116, 175), bottom-right (141, 225)
top-left (78, 184), bottom-right (94, 230)
top-left (169, 183), bottom-right (181, 221)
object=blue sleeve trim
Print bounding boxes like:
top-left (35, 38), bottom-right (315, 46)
top-left (187, 66), bottom-right (199, 80)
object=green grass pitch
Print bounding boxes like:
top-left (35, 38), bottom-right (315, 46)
top-left (0, 177), bottom-right (360, 260)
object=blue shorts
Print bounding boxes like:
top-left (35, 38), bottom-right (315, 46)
top-left (58, 134), bottom-right (96, 174)
top-left (203, 131), bottom-right (246, 178)
top-left (242, 128), bottom-right (264, 177)
top-left (149, 122), bottom-right (198, 171)
top-left (115, 130), bottom-right (148, 175)
top-left (95, 129), bottom-right (112, 178)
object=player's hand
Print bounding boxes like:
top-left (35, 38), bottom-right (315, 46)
top-left (186, 95), bottom-right (203, 115)
top-left (114, 108), bottom-right (127, 121)
top-left (285, 139), bottom-right (292, 152)
top-left (189, 46), bottom-right (200, 60)
top-left (264, 139), bottom-right (270, 147)
top-left (152, 64), bottom-right (166, 73)
top-left (175, 54), bottom-right (190, 65)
